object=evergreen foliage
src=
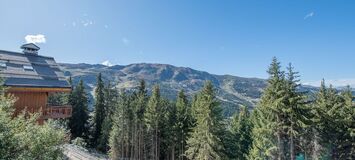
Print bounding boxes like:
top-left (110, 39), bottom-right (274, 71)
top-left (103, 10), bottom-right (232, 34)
top-left (230, 106), bottom-right (252, 160)
top-left (68, 79), bottom-right (89, 139)
top-left (185, 81), bottom-right (226, 160)
top-left (175, 90), bottom-right (192, 160)
top-left (98, 82), bottom-right (119, 152)
top-left (92, 73), bottom-right (106, 147)
top-left (144, 85), bottom-right (163, 160)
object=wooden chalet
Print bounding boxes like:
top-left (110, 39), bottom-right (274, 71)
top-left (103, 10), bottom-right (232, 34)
top-left (0, 43), bottom-right (72, 123)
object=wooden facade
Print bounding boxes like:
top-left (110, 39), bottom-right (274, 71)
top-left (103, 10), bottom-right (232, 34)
top-left (7, 87), bottom-right (72, 124)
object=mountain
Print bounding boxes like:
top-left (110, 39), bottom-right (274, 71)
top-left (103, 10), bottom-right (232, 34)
top-left (59, 63), bottom-right (316, 116)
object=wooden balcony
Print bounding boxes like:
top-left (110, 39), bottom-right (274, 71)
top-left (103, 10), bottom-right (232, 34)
top-left (42, 105), bottom-right (72, 119)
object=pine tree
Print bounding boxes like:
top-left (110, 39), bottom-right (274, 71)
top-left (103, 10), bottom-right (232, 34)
top-left (248, 106), bottom-right (277, 160)
top-left (231, 105), bottom-right (252, 160)
top-left (334, 86), bottom-right (355, 159)
top-left (339, 86), bottom-right (355, 159)
top-left (284, 63), bottom-right (310, 160)
top-left (160, 98), bottom-right (177, 160)
top-left (92, 73), bottom-right (106, 147)
top-left (185, 81), bottom-right (225, 160)
top-left (68, 79), bottom-right (89, 139)
top-left (98, 82), bottom-right (119, 152)
top-left (175, 90), bottom-right (192, 160)
top-left (109, 90), bottom-right (131, 159)
top-left (311, 80), bottom-right (348, 159)
top-left (144, 85), bottom-right (163, 160)
top-left (134, 80), bottom-right (148, 159)
top-left (248, 57), bottom-right (285, 160)
top-left (308, 79), bottom-right (327, 160)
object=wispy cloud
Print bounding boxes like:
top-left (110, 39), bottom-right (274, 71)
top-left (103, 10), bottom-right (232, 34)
top-left (65, 14), bottom-right (109, 29)
top-left (122, 37), bottom-right (130, 45)
top-left (304, 12), bottom-right (315, 20)
top-left (25, 34), bottom-right (46, 44)
top-left (303, 79), bottom-right (355, 88)
top-left (81, 20), bottom-right (94, 27)
top-left (101, 60), bottom-right (114, 67)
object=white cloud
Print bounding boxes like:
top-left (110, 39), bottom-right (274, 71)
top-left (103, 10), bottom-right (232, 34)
top-left (25, 34), bottom-right (46, 44)
top-left (304, 12), bottom-right (315, 20)
top-left (81, 20), bottom-right (94, 27)
top-left (101, 60), bottom-right (114, 67)
top-left (122, 37), bottom-right (130, 45)
top-left (303, 79), bottom-right (355, 88)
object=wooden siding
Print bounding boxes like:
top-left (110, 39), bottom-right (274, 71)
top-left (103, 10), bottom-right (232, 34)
top-left (7, 88), bottom-right (72, 123)
top-left (8, 87), bottom-right (71, 93)
top-left (10, 92), bottom-right (48, 116)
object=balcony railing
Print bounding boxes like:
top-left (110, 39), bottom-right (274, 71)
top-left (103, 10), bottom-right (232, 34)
top-left (42, 105), bottom-right (72, 119)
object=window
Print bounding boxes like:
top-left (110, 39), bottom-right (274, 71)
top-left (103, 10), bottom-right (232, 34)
top-left (0, 62), bottom-right (6, 68)
top-left (24, 65), bottom-right (34, 71)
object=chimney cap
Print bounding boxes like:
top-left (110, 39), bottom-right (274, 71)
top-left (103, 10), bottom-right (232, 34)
top-left (21, 43), bottom-right (40, 50)
top-left (21, 43), bottom-right (40, 54)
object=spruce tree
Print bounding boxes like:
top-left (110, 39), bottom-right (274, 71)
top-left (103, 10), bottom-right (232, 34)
top-left (339, 86), bottom-right (355, 159)
top-left (308, 79), bottom-right (327, 159)
top-left (144, 85), bottom-right (162, 160)
top-left (134, 80), bottom-right (148, 159)
top-left (98, 82), bottom-right (119, 152)
top-left (185, 81), bottom-right (225, 160)
top-left (248, 57), bottom-right (285, 160)
top-left (311, 80), bottom-right (346, 159)
top-left (93, 73), bottom-right (106, 147)
top-left (109, 90), bottom-right (131, 159)
top-left (160, 98), bottom-right (177, 160)
top-left (284, 63), bottom-right (310, 160)
top-left (175, 90), bottom-right (192, 160)
top-left (231, 105), bottom-right (252, 160)
top-left (68, 79), bottom-right (89, 139)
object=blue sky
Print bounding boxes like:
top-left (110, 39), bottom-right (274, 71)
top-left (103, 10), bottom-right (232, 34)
top-left (1, 0), bottom-right (354, 86)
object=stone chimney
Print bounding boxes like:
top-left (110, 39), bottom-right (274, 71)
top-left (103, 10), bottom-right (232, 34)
top-left (21, 43), bottom-right (40, 55)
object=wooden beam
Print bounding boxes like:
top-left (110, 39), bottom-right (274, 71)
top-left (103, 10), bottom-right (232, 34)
top-left (7, 87), bottom-right (71, 93)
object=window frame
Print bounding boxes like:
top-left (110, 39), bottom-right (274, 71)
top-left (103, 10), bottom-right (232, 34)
top-left (23, 65), bottom-right (34, 71)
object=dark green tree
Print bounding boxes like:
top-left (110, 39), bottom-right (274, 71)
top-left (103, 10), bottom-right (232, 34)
top-left (339, 86), bottom-right (355, 159)
top-left (185, 81), bottom-right (225, 160)
top-left (175, 90), bottom-right (192, 160)
top-left (109, 90), bottom-right (131, 159)
top-left (92, 73), bottom-right (106, 147)
top-left (68, 79), bottom-right (89, 139)
top-left (144, 85), bottom-right (163, 160)
top-left (284, 63), bottom-right (310, 160)
top-left (98, 82), bottom-right (119, 152)
top-left (160, 98), bottom-right (177, 160)
top-left (230, 105), bottom-right (252, 160)
top-left (134, 80), bottom-right (148, 160)
top-left (249, 57), bottom-right (285, 160)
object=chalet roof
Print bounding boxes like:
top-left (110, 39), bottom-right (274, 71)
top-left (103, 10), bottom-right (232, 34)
top-left (0, 46), bottom-right (71, 89)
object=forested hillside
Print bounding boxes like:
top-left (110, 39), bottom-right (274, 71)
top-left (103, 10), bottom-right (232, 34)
top-left (63, 58), bottom-right (354, 160)
top-left (59, 63), bottom-right (318, 116)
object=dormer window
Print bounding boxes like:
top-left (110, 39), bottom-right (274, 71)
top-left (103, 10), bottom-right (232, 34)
top-left (24, 65), bottom-right (34, 71)
top-left (0, 61), bottom-right (6, 68)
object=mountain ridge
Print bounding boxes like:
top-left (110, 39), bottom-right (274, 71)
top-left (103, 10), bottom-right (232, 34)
top-left (59, 62), bottom-right (317, 116)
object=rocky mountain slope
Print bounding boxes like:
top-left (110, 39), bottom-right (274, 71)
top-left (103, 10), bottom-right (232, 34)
top-left (59, 63), bottom-right (317, 116)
